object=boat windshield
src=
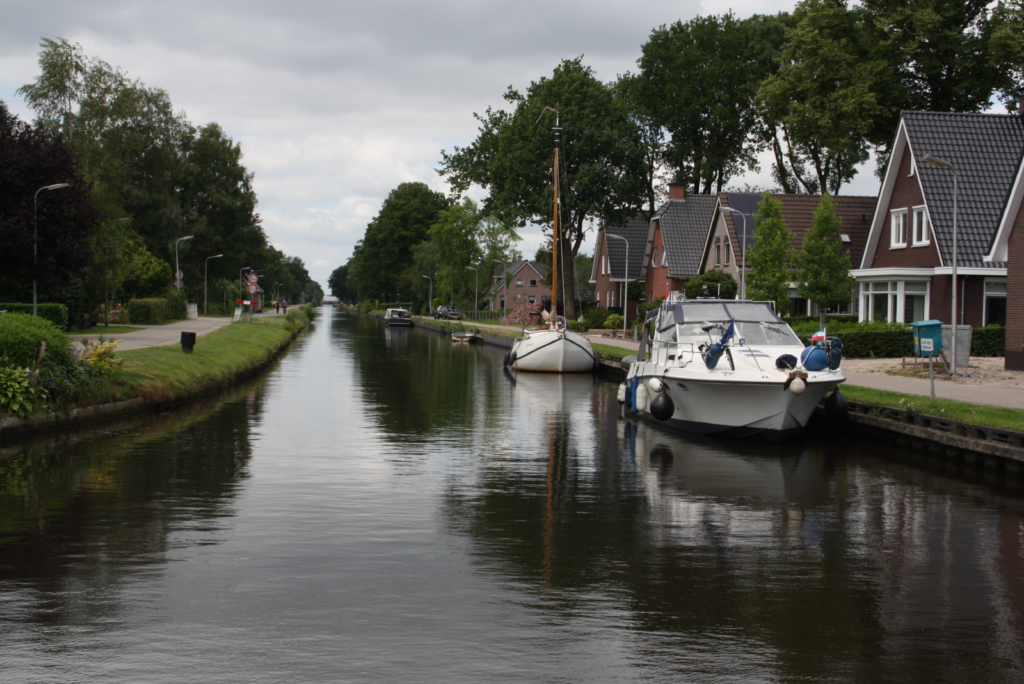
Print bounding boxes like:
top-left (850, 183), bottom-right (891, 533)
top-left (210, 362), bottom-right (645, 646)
top-left (655, 301), bottom-right (802, 347)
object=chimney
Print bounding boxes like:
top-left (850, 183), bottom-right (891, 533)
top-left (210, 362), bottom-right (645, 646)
top-left (668, 183), bottom-right (686, 200)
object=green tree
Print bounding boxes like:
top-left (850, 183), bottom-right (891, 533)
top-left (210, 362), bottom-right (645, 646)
top-left (745, 194), bottom-right (794, 316)
top-left (429, 198), bottom-right (482, 306)
top-left (685, 270), bottom-right (738, 300)
top-left (757, 0), bottom-right (891, 194)
top-left (992, 0), bottom-right (1024, 109)
top-left (639, 13), bottom-right (770, 194)
top-left (349, 182), bottom-right (448, 301)
top-left (614, 73), bottom-right (666, 216)
top-left (439, 57), bottom-right (647, 319)
top-left (795, 194), bottom-right (855, 324)
top-left (328, 263), bottom-right (354, 303)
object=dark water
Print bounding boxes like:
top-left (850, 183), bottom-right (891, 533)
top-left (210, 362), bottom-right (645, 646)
top-left (2, 310), bottom-right (1023, 683)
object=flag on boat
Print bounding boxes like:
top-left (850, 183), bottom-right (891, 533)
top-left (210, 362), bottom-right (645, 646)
top-left (720, 321), bottom-right (736, 345)
top-left (811, 328), bottom-right (826, 343)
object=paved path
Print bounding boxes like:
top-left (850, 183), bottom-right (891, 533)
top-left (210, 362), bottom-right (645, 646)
top-left (66, 306), bottom-right (294, 351)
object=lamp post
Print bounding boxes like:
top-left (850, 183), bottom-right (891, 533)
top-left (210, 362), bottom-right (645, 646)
top-left (32, 183), bottom-right (69, 317)
top-left (720, 207), bottom-right (748, 300)
top-left (204, 254), bottom-right (223, 315)
top-left (422, 275), bottom-right (432, 316)
top-left (465, 266), bottom-right (478, 317)
top-left (492, 259), bottom-right (507, 318)
top-left (175, 235), bottom-right (194, 291)
top-left (606, 233), bottom-right (629, 338)
top-left (923, 154), bottom-right (959, 375)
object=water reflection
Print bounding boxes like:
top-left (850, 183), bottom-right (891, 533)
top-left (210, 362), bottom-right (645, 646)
top-left (0, 311), bottom-right (1022, 682)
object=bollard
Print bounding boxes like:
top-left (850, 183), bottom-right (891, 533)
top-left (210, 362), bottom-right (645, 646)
top-left (180, 331), bottom-right (197, 354)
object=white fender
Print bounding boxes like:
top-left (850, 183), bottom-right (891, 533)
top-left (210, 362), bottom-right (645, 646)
top-left (790, 377), bottom-right (806, 395)
top-left (636, 384), bottom-right (649, 412)
top-left (648, 377), bottom-right (664, 393)
top-left (617, 382), bottom-right (627, 403)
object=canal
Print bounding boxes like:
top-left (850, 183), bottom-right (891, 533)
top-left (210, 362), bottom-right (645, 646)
top-left (2, 309), bottom-right (1023, 682)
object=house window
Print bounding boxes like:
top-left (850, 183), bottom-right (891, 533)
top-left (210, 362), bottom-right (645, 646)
top-left (607, 291), bottom-right (615, 307)
top-left (661, 251), bottom-right (668, 267)
top-left (904, 281), bottom-right (927, 323)
top-left (715, 237), bottom-right (721, 266)
top-left (985, 279), bottom-right (1007, 326)
top-left (912, 207), bottom-right (930, 246)
top-left (601, 255), bottom-right (607, 275)
top-left (529, 279), bottom-right (537, 287)
top-left (528, 295), bottom-right (536, 303)
top-left (891, 211), bottom-right (908, 248)
top-left (860, 280), bottom-right (929, 323)
top-left (515, 278), bottom-right (523, 287)
top-left (724, 240), bottom-right (730, 265)
top-left (652, 247), bottom-right (659, 268)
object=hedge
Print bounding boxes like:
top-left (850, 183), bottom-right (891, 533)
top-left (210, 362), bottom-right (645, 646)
top-left (784, 314), bottom-right (858, 328)
top-left (127, 298), bottom-right (169, 324)
top-left (972, 326), bottom-right (1005, 357)
top-left (795, 325), bottom-right (1006, 359)
top-left (0, 303), bottom-right (69, 331)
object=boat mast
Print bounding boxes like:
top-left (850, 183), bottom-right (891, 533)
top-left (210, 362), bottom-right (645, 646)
top-left (551, 110), bottom-right (560, 327)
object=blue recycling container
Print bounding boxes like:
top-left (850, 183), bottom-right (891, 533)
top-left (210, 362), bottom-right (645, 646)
top-left (911, 320), bottom-right (943, 356)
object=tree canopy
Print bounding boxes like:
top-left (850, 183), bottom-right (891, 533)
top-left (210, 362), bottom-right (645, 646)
top-left (795, 194), bottom-right (856, 319)
top-left (745, 193), bottom-right (794, 315)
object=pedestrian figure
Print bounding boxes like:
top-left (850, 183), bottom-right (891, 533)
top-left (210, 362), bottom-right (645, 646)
top-left (283, 299), bottom-right (288, 314)
top-left (275, 300), bottom-right (280, 314)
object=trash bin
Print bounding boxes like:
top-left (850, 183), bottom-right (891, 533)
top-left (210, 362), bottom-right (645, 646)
top-left (911, 320), bottom-right (943, 356)
top-left (181, 331), bottom-right (196, 354)
top-left (941, 325), bottom-right (972, 369)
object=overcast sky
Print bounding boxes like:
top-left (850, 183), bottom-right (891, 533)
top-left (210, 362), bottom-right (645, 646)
top-left (2, 0), bottom-right (886, 288)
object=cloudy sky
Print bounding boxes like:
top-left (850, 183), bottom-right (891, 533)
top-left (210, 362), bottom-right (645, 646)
top-left (2, 0), bottom-right (884, 289)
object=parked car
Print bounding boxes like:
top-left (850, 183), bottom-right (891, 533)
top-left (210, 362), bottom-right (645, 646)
top-left (435, 306), bottom-right (450, 320)
top-left (445, 309), bottom-right (462, 321)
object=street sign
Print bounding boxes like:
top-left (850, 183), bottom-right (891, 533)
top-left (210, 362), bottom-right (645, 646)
top-left (175, 269), bottom-right (184, 280)
top-left (247, 273), bottom-right (259, 284)
top-left (236, 300), bottom-right (252, 305)
top-left (921, 337), bottom-right (934, 353)
top-left (247, 284), bottom-right (259, 294)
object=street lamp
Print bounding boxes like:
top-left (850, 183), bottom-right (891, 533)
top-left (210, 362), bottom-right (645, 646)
top-left (923, 154), bottom-right (959, 375)
top-left (465, 266), bottom-right (478, 317)
top-left (204, 254), bottom-right (223, 315)
top-left (720, 207), bottom-right (748, 300)
top-left (422, 275), bottom-right (432, 316)
top-left (175, 235), bottom-right (194, 291)
top-left (606, 233), bottom-right (629, 339)
top-left (32, 182), bottom-right (69, 316)
top-left (491, 259), bottom-right (507, 318)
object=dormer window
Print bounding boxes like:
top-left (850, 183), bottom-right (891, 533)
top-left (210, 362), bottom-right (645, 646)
top-left (912, 207), bottom-right (930, 246)
top-left (890, 210), bottom-right (908, 248)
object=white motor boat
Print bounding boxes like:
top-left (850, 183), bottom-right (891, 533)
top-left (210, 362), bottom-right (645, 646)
top-left (620, 295), bottom-right (847, 440)
top-left (505, 321), bottom-right (597, 373)
top-left (384, 308), bottom-right (412, 326)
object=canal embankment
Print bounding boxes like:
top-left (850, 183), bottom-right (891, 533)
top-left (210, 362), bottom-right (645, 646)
top-left (0, 305), bottom-right (317, 440)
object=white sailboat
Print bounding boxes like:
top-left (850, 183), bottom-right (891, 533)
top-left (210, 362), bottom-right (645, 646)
top-left (505, 106), bottom-right (596, 374)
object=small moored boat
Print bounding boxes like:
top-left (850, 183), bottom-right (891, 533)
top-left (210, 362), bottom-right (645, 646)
top-left (384, 308), bottom-right (412, 326)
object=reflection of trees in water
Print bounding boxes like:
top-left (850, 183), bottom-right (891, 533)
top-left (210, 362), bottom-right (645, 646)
top-left (339, 314), bottom-right (512, 439)
top-left (0, 386), bottom-right (259, 628)
top-left (443, 401), bottom-right (1024, 680)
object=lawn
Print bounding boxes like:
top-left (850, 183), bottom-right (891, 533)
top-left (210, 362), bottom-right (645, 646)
top-left (840, 384), bottom-right (1024, 432)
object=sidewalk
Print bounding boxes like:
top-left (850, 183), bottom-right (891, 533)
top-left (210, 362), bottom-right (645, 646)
top-left (69, 316), bottom-right (235, 351)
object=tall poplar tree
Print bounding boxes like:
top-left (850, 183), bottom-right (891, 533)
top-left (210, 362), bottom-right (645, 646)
top-left (796, 194), bottom-right (855, 325)
top-left (745, 194), bottom-right (794, 316)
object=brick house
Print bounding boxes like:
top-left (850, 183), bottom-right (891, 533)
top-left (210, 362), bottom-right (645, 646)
top-left (638, 184), bottom-right (719, 301)
top-left (590, 215), bottom-right (649, 321)
top-left (488, 260), bottom-right (551, 311)
top-left (701, 193), bottom-right (875, 314)
top-left (852, 111), bottom-right (1020, 329)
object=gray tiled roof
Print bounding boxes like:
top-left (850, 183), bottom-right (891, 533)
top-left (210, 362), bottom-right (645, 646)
top-left (904, 111), bottom-right (1024, 268)
top-left (656, 195), bottom-right (719, 278)
top-left (602, 216), bottom-right (649, 280)
top-left (487, 260), bottom-right (550, 294)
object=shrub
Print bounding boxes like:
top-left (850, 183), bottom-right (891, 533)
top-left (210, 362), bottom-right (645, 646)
top-left (127, 297), bottom-right (169, 324)
top-left (301, 303), bottom-right (317, 320)
top-left (972, 325), bottom-right (1005, 357)
top-left (631, 297), bottom-right (665, 328)
top-left (164, 289), bottom-right (187, 320)
top-left (784, 314), bottom-right (858, 329)
top-left (0, 303), bottom-right (69, 330)
top-left (0, 367), bottom-right (43, 418)
top-left (583, 307), bottom-right (611, 329)
top-left (605, 314), bottom-right (624, 329)
top-left (798, 329), bottom-right (914, 358)
top-left (80, 338), bottom-right (123, 377)
top-left (569, 320), bottom-right (589, 333)
top-left (0, 313), bottom-right (72, 367)
top-left (684, 270), bottom-right (737, 300)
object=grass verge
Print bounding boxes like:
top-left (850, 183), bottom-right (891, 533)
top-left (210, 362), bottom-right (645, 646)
top-left (71, 325), bottom-right (141, 335)
top-left (840, 384), bottom-right (1024, 432)
top-left (591, 343), bottom-right (631, 360)
top-left (83, 306), bottom-right (314, 407)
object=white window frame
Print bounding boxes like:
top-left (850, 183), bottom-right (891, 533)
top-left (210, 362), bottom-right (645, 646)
top-left (911, 206), bottom-right (930, 247)
top-left (890, 210), bottom-right (908, 249)
top-left (515, 278), bottom-right (523, 287)
top-left (652, 247), bottom-right (659, 268)
top-left (859, 279), bottom-right (929, 323)
top-left (724, 240), bottom-right (730, 266)
top-left (661, 250), bottom-right (668, 267)
top-left (529, 279), bottom-right (537, 287)
top-left (715, 237), bottom-right (721, 266)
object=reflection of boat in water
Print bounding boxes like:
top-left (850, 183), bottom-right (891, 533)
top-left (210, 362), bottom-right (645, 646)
top-left (384, 308), bottom-right (412, 326)
top-left (621, 295), bottom-right (846, 440)
top-left (451, 332), bottom-right (480, 344)
top-left (505, 368), bottom-right (596, 413)
top-left (384, 325), bottom-right (410, 348)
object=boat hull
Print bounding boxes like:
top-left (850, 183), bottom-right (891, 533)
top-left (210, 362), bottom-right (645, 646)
top-left (385, 318), bottom-right (412, 326)
top-left (626, 364), bottom-right (843, 440)
top-left (507, 328), bottom-right (596, 373)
